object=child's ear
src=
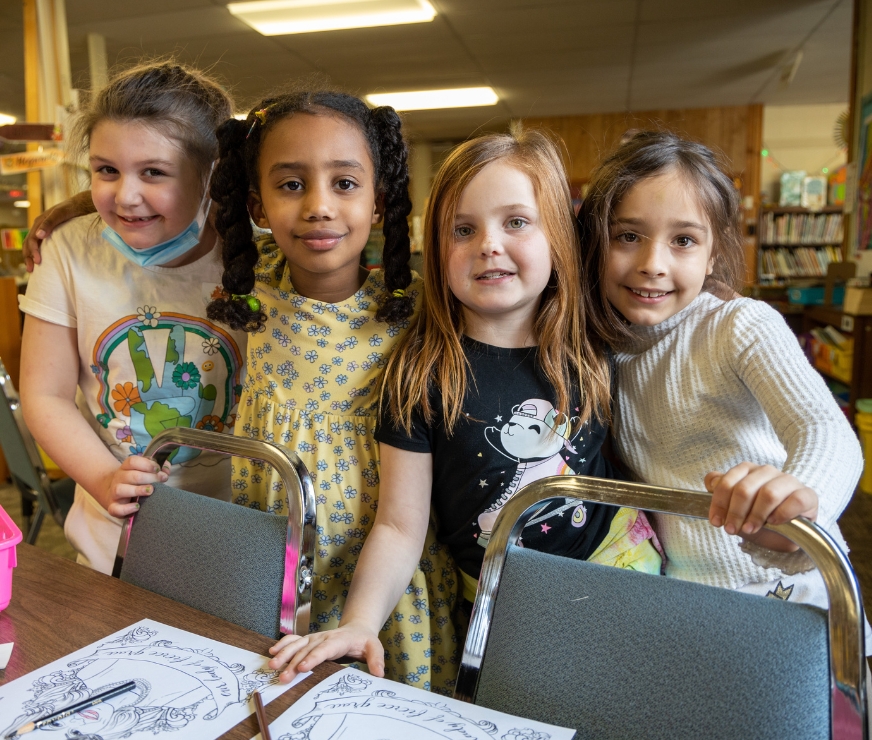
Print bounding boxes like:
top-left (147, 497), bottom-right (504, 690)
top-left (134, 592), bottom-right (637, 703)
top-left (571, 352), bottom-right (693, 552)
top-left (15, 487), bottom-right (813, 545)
top-left (372, 192), bottom-right (385, 226)
top-left (248, 191), bottom-right (270, 229)
top-left (707, 252), bottom-right (715, 276)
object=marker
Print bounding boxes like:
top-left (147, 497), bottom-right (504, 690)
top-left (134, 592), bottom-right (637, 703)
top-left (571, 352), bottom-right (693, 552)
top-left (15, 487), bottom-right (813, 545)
top-left (5, 680), bottom-right (137, 738)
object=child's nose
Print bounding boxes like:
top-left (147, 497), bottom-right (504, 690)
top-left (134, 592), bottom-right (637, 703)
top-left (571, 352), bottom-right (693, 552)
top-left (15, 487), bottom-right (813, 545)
top-left (115, 176), bottom-right (143, 207)
top-left (637, 240), bottom-right (667, 276)
top-left (479, 228), bottom-right (504, 255)
top-left (302, 184), bottom-right (335, 219)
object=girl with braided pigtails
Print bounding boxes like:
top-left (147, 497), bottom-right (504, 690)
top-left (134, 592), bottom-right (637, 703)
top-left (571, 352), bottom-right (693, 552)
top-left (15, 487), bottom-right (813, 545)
top-left (205, 91), bottom-right (461, 693)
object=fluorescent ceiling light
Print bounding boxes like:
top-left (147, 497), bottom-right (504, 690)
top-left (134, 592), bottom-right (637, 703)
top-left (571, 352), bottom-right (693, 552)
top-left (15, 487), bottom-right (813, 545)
top-left (233, 113), bottom-right (249, 120)
top-left (366, 86), bottom-right (499, 111)
top-left (227, 0), bottom-right (436, 36)
top-left (0, 114), bottom-right (16, 125)
top-left (13, 200), bottom-right (31, 208)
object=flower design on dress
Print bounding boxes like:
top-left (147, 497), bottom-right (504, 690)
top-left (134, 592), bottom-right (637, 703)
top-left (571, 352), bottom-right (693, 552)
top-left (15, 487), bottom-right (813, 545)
top-left (172, 362), bottom-right (200, 389)
top-left (115, 425), bottom-right (133, 443)
top-left (197, 415), bottom-right (225, 433)
top-left (111, 382), bottom-right (141, 415)
top-left (137, 305), bottom-right (161, 327)
top-left (202, 337), bottom-right (220, 355)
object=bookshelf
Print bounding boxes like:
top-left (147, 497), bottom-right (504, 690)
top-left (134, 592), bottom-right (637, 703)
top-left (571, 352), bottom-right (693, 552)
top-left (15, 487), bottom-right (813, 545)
top-left (802, 306), bottom-right (872, 425)
top-left (757, 206), bottom-right (844, 283)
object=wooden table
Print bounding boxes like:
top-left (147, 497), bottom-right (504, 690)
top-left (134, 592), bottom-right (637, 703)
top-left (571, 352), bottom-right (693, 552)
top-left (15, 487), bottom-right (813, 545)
top-left (0, 544), bottom-right (341, 739)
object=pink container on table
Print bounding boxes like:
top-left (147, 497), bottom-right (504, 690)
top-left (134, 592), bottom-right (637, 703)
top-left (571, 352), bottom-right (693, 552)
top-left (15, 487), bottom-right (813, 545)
top-left (0, 503), bottom-right (23, 611)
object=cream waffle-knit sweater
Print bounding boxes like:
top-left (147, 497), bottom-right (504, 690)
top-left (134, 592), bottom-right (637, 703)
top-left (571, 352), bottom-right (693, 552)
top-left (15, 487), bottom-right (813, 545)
top-left (613, 291), bottom-right (862, 599)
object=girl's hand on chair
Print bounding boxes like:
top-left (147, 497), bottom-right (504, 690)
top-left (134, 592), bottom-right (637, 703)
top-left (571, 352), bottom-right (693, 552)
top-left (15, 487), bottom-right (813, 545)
top-left (268, 623), bottom-right (384, 683)
top-left (102, 456), bottom-right (170, 517)
top-left (705, 464), bottom-right (818, 551)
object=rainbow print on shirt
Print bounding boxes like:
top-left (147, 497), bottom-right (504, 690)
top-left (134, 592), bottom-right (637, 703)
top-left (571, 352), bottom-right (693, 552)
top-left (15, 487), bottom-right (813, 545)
top-left (90, 309), bottom-right (243, 463)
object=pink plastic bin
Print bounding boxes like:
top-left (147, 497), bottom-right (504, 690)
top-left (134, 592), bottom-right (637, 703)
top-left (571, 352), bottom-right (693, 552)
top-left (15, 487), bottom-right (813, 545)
top-left (0, 504), bottom-right (23, 611)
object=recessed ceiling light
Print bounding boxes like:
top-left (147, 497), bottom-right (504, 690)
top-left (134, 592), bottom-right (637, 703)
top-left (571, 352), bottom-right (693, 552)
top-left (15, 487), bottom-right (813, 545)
top-left (0, 114), bottom-right (16, 125)
top-left (233, 113), bottom-right (249, 120)
top-left (365, 87), bottom-right (499, 112)
top-left (227, 0), bottom-right (436, 36)
top-left (13, 200), bottom-right (31, 208)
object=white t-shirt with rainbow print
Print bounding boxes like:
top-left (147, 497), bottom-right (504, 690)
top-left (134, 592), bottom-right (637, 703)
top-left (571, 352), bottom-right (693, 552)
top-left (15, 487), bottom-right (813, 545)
top-left (19, 214), bottom-right (247, 573)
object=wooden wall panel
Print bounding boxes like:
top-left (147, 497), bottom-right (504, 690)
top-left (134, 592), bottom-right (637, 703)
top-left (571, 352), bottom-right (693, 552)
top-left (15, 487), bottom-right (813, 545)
top-left (0, 277), bottom-right (22, 481)
top-left (523, 104), bottom-right (764, 285)
top-left (523, 105), bottom-right (762, 195)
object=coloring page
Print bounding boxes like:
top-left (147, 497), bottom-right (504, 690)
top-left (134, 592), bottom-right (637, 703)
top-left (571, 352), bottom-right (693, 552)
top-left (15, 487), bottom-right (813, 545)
top-left (0, 619), bottom-right (309, 739)
top-left (254, 668), bottom-right (575, 740)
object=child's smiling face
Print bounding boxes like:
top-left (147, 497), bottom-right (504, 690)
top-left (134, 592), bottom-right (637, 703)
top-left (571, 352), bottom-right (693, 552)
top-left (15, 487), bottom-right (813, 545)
top-left (446, 159), bottom-right (552, 345)
top-left (249, 113), bottom-right (381, 300)
top-left (90, 120), bottom-right (204, 252)
top-left (605, 169), bottom-right (714, 326)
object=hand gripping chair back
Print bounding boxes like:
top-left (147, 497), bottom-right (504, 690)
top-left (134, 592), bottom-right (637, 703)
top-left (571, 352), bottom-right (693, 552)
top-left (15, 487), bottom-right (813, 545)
top-left (455, 476), bottom-right (868, 740)
top-left (113, 428), bottom-right (316, 639)
top-left (0, 356), bottom-right (74, 543)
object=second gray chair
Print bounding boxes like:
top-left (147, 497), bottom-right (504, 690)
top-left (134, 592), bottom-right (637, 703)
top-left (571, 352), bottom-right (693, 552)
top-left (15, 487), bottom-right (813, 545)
top-left (455, 475), bottom-right (868, 740)
top-left (113, 427), bottom-right (316, 639)
top-left (0, 356), bottom-right (74, 544)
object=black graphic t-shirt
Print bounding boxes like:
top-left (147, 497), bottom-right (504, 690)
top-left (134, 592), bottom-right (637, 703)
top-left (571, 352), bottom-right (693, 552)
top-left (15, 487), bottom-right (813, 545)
top-left (375, 336), bottom-right (619, 580)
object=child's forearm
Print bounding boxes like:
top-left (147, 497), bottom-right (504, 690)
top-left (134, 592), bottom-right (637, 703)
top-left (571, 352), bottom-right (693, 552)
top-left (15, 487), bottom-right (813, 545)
top-left (22, 391), bottom-right (121, 511)
top-left (20, 315), bottom-right (121, 511)
top-left (340, 519), bottom-right (427, 634)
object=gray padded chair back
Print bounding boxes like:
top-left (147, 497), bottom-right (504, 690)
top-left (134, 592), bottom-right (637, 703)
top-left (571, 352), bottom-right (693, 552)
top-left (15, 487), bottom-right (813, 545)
top-left (456, 476), bottom-right (868, 740)
top-left (0, 356), bottom-right (74, 542)
top-left (115, 427), bottom-right (316, 638)
top-left (120, 483), bottom-right (291, 639)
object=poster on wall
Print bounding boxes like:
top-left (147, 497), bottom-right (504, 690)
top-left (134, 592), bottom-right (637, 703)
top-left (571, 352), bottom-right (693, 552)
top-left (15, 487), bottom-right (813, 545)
top-left (855, 92), bottom-right (872, 253)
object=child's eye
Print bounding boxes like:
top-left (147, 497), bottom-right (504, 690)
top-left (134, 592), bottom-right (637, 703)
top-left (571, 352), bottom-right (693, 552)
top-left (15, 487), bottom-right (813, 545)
top-left (94, 165), bottom-right (118, 175)
top-left (143, 168), bottom-right (166, 178)
top-left (507, 218), bottom-right (526, 229)
top-left (454, 225), bottom-right (474, 239)
top-left (280, 180), bottom-right (303, 191)
top-left (674, 235), bottom-right (696, 248)
top-left (615, 232), bottom-right (639, 244)
top-left (336, 179), bottom-right (357, 191)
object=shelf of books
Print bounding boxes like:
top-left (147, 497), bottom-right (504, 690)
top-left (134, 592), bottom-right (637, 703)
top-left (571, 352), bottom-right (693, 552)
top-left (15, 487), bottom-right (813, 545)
top-left (757, 207), bottom-right (844, 282)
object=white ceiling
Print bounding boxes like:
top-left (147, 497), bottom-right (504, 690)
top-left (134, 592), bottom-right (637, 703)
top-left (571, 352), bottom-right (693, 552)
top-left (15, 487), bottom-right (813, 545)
top-left (0, 0), bottom-right (853, 141)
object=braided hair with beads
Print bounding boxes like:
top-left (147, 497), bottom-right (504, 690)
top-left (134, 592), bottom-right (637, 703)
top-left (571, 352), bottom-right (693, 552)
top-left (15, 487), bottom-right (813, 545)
top-left (206, 91), bottom-right (414, 332)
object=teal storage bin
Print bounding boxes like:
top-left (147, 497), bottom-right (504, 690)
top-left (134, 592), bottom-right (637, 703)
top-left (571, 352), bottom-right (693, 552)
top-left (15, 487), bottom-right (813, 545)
top-left (787, 285), bottom-right (845, 306)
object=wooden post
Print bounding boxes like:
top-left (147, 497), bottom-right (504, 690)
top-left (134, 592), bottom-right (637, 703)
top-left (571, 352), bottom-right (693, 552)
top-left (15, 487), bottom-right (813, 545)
top-left (23, 0), bottom-right (42, 227)
top-left (744, 104), bottom-right (764, 286)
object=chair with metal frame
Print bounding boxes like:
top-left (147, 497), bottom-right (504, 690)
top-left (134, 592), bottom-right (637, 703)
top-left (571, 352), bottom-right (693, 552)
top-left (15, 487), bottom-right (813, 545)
top-left (455, 475), bottom-right (868, 740)
top-left (113, 427), bottom-right (317, 639)
top-left (0, 356), bottom-right (75, 544)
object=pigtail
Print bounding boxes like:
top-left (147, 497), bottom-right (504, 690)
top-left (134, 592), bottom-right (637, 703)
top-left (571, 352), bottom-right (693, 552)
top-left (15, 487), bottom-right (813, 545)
top-left (370, 106), bottom-right (414, 324)
top-left (206, 117), bottom-right (265, 332)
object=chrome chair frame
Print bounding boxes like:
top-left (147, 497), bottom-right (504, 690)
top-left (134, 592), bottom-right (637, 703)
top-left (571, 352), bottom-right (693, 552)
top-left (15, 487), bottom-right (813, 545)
top-left (455, 475), bottom-right (868, 740)
top-left (112, 427), bottom-right (317, 637)
top-left (0, 356), bottom-right (70, 543)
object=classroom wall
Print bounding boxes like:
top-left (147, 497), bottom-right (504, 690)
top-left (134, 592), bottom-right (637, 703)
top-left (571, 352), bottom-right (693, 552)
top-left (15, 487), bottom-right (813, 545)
top-left (760, 103), bottom-right (848, 204)
top-left (521, 105), bottom-right (763, 196)
top-left (521, 105), bottom-right (763, 282)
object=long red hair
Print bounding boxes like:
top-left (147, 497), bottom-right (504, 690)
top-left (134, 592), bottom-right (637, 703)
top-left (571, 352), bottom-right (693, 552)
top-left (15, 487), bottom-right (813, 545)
top-left (381, 128), bottom-right (611, 435)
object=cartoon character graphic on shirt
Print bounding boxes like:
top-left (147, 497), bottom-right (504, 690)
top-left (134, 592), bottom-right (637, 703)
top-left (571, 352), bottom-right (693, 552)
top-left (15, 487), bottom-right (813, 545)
top-left (89, 301), bottom-right (243, 464)
top-left (477, 398), bottom-right (587, 544)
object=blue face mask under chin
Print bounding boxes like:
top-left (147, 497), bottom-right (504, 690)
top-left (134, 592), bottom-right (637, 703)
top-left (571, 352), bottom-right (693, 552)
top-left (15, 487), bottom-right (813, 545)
top-left (102, 168), bottom-right (214, 268)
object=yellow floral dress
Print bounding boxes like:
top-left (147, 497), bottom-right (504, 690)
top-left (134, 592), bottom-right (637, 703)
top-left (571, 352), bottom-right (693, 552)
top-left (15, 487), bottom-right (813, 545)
top-left (231, 236), bottom-right (461, 694)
